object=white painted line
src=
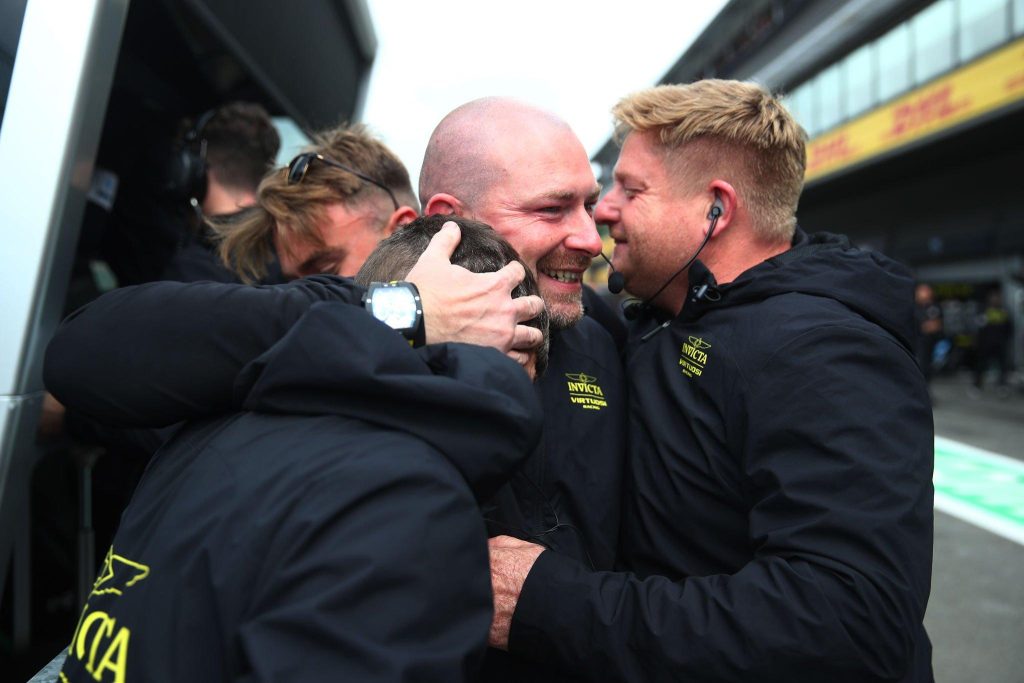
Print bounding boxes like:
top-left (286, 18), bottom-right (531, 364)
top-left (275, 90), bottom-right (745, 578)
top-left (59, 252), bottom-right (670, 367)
top-left (934, 492), bottom-right (1024, 546)
top-left (933, 436), bottom-right (1024, 547)
top-left (935, 436), bottom-right (1024, 473)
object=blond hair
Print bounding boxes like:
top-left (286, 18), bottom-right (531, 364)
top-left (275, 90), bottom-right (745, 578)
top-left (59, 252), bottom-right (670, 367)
top-left (612, 80), bottom-right (807, 242)
top-left (211, 123), bottom-right (417, 283)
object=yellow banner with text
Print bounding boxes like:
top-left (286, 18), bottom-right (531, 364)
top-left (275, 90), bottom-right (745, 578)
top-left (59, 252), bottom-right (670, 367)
top-left (805, 37), bottom-right (1024, 183)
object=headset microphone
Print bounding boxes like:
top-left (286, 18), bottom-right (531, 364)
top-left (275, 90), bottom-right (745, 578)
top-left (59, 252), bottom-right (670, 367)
top-left (608, 271), bottom-right (625, 295)
top-left (598, 252), bottom-right (626, 295)
top-left (618, 196), bottom-right (724, 320)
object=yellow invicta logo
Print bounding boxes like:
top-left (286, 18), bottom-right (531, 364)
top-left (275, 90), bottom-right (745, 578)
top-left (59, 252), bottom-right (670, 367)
top-left (565, 372), bottom-right (608, 411)
top-left (65, 547), bottom-right (150, 683)
top-left (90, 547), bottom-right (150, 597)
top-left (679, 336), bottom-right (711, 378)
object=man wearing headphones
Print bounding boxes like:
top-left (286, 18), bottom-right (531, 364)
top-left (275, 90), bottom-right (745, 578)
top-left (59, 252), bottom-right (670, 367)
top-left (489, 80), bottom-right (934, 682)
top-left (160, 102), bottom-right (281, 282)
top-left (177, 102), bottom-right (281, 218)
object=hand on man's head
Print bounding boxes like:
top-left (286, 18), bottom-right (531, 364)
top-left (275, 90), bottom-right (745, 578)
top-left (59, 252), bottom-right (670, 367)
top-left (406, 222), bottom-right (545, 361)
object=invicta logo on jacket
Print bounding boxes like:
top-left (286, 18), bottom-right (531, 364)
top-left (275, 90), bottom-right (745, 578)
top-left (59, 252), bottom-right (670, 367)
top-left (565, 372), bottom-right (608, 410)
top-left (679, 336), bottom-right (712, 378)
top-left (65, 547), bottom-right (149, 683)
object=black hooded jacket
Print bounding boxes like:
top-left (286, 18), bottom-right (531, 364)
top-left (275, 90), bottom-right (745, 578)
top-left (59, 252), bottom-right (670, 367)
top-left (508, 231), bottom-right (934, 682)
top-left (46, 276), bottom-right (626, 682)
top-left (59, 302), bottom-right (543, 683)
top-left (44, 276), bottom-right (626, 576)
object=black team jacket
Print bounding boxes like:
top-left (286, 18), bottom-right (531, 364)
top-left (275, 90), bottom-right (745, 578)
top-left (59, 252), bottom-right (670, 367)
top-left (46, 276), bottom-right (626, 682)
top-left (57, 302), bottom-right (542, 682)
top-left (508, 231), bottom-right (935, 682)
top-left (45, 277), bottom-right (625, 573)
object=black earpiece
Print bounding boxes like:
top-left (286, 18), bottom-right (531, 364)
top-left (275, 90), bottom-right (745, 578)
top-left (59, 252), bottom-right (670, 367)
top-left (613, 194), bottom-right (724, 317)
top-left (606, 194), bottom-right (724, 306)
top-left (707, 197), bottom-right (724, 220)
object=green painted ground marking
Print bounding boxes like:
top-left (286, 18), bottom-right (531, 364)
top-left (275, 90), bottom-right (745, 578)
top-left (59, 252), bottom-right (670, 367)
top-left (933, 436), bottom-right (1024, 546)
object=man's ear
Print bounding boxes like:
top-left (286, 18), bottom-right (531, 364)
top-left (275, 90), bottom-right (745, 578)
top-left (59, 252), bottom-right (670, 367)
top-left (706, 180), bottom-right (737, 237)
top-left (383, 206), bottom-right (419, 236)
top-left (423, 193), bottom-right (466, 217)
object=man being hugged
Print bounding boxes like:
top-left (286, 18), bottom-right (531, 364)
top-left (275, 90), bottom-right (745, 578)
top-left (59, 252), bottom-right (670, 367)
top-left (59, 216), bottom-right (548, 683)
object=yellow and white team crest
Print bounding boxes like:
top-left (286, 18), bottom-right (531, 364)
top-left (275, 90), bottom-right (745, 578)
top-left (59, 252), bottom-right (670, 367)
top-left (565, 372), bottom-right (608, 411)
top-left (678, 336), bottom-right (712, 379)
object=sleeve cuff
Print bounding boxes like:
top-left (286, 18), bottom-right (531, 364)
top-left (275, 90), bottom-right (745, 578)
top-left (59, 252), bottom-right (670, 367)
top-left (508, 549), bottom-right (592, 666)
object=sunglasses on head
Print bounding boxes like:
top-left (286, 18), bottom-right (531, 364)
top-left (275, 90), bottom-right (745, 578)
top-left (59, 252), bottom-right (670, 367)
top-left (287, 153), bottom-right (399, 211)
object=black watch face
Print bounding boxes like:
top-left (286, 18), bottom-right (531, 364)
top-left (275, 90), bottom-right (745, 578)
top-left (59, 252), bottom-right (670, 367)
top-left (371, 286), bottom-right (418, 331)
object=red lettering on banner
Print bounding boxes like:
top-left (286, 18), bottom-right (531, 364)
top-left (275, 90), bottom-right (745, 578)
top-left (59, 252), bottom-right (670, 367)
top-left (807, 133), bottom-right (853, 173)
top-left (887, 85), bottom-right (969, 138)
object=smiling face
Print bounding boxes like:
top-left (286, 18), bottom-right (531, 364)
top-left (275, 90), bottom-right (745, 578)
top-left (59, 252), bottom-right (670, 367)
top-left (464, 119), bottom-right (603, 329)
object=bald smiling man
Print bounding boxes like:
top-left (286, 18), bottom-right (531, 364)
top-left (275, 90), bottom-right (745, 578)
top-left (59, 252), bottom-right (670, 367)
top-left (419, 100), bottom-right (627, 681)
top-left (420, 99), bottom-right (604, 330)
top-left (45, 98), bottom-right (627, 682)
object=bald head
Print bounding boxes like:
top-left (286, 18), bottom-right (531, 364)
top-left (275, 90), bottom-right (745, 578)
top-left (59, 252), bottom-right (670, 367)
top-left (419, 97), bottom-right (577, 211)
top-left (419, 97), bottom-right (602, 330)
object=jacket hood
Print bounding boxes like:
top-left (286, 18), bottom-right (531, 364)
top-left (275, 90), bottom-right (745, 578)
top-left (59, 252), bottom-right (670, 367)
top-left (684, 230), bottom-right (918, 352)
top-left (234, 302), bottom-right (543, 501)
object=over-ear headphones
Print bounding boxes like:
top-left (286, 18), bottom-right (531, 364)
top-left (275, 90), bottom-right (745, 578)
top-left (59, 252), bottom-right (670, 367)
top-left (165, 108), bottom-right (216, 208)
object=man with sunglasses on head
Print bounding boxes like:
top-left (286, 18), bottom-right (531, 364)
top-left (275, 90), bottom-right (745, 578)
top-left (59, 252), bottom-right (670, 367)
top-left (209, 123), bottom-right (420, 283)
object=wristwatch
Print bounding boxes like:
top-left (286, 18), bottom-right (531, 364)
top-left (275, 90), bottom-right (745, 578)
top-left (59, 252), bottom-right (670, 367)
top-left (363, 281), bottom-right (425, 347)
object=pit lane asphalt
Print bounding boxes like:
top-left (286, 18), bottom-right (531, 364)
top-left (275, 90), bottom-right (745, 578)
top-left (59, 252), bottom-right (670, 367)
top-left (927, 374), bottom-right (1024, 683)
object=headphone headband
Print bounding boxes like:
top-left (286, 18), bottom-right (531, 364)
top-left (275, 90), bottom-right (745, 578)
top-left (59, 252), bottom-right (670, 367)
top-left (186, 108), bottom-right (217, 143)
